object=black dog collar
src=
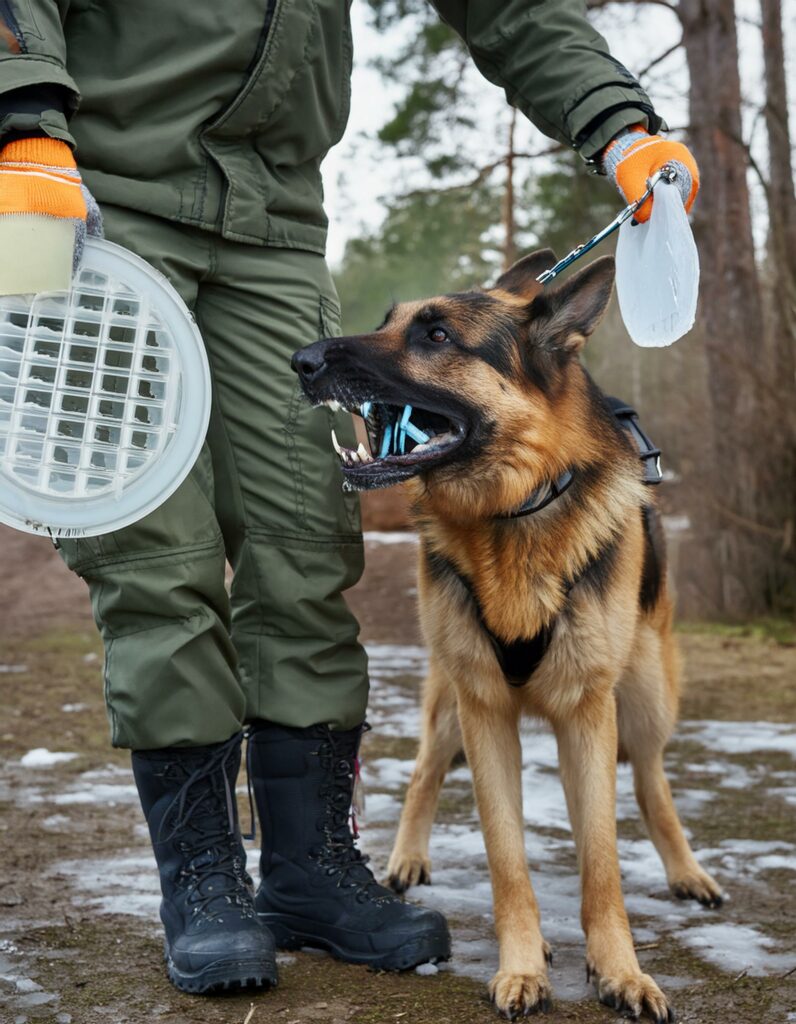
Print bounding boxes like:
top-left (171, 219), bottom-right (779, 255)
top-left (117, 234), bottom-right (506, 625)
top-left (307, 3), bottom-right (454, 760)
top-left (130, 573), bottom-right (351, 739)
top-left (497, 396), bottom-right (662, 521)
top-left (500, 469), bottom-right (575, 520)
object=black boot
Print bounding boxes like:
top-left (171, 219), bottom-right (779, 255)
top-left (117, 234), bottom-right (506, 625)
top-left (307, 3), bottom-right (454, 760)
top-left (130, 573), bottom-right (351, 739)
top-left (132, 733), bottom-right (277, 994)
top-left (249, 721), bottom-right (451, 971)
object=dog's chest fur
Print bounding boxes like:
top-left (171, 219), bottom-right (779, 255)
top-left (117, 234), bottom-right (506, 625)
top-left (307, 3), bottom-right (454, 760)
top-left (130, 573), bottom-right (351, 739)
top-left (414, 471), bottom-right (647, 718)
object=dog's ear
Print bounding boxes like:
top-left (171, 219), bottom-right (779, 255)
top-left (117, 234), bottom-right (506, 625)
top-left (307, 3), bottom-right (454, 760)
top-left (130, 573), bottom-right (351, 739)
top-left (528, 255), bottom-right (615, 353)
top-left (492, 249), bottom-right (558, 301)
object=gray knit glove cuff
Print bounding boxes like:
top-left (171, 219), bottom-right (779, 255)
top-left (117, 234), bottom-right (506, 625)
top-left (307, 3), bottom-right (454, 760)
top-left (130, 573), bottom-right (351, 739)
top-left (602, 127), bottom-right (693, 209)
top-left (73, 181), bottom-right (103, 272)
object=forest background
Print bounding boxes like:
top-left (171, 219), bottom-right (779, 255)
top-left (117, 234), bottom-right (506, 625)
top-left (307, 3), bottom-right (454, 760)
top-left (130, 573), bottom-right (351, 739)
top-left (325, 0), bottom-right (796, 622)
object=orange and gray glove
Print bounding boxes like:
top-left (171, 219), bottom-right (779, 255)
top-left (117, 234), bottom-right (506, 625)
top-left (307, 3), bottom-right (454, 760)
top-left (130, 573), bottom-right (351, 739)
top-left (0, 136), bottom-right (102, 269)
top-left (602, 125), bottom-right (699, 223)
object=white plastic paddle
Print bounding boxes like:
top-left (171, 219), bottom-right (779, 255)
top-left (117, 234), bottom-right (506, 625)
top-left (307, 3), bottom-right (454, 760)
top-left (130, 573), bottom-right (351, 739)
top-left (0, 238), bottom-right (211, 538)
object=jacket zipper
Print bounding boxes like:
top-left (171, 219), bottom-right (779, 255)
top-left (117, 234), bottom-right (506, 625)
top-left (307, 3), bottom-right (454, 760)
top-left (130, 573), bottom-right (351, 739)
top-left (0, 0), bottom-right (28, 53)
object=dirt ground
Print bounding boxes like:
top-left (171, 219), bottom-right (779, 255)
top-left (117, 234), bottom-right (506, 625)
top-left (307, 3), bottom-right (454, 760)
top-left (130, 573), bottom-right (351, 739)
top-left (1, 526), bottom-right (795, 1024)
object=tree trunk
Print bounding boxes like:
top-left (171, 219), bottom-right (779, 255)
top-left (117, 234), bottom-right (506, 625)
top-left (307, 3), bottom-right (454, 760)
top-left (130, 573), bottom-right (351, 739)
top-left (677, 0), bottom-right (790, 616)
top-left (759, 0), bottom-right (796, 608)
top-left (501, 108), bottom-right (518, 271)
top-left (761, 0), bottom-right (796, 383)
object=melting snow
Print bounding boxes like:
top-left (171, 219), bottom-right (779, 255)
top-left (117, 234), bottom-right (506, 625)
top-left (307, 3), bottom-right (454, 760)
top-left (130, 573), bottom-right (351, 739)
top-left (3, 637), bottom-right (795, 1003)
top-left (19, 749), bottom-right (78, 768)
top-left (679, 720), bottom-right (796, 758)
top-left (681, 923), bottom-right (795, 975)
top-left (357, 643), bottom-right (796, 987)
top-left (40, 814), bottom-right (71, 830)
top-left (59, 854), bottom-right (161, 920)
top-left (363, 531), bottom-right (419, 545)
top-left (52, 782), bottom-right (139, 806)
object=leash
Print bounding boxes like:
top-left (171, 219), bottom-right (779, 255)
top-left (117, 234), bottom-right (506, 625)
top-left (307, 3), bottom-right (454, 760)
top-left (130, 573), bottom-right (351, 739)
top-left (360, 167), bottom-right (678, 456)
top-left (535, 164), bottom-right (678, 285)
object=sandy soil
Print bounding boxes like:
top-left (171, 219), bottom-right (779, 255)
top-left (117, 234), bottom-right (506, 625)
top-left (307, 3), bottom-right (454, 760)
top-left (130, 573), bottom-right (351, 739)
top-left (1, 526), bottom-right (795, 1024)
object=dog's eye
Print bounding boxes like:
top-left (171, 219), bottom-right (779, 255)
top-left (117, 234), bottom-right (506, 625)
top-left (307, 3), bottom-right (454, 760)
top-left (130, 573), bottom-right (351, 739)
top-left (429, 328), bottom-right (448, 344)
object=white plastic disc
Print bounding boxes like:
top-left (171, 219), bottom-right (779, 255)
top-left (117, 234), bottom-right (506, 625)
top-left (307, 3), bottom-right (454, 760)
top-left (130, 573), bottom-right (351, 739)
top-left (615, 181), bottom-right (700, 348)
top-left (0, 238), bottom-right (211, 538)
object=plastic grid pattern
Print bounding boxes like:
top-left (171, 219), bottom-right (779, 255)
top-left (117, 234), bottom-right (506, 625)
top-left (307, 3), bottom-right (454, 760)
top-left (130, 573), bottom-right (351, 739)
top-left (0, 266), bottom-right (181, 501)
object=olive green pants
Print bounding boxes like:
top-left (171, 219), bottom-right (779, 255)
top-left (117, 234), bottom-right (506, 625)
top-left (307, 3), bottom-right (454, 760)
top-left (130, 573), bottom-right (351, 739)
top-left (59, 206), bottom-right (368, 750)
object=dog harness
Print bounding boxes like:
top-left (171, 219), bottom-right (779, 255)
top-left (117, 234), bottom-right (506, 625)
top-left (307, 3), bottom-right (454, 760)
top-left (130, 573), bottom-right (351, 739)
top-left (432, 398), bottom-right (662, 688)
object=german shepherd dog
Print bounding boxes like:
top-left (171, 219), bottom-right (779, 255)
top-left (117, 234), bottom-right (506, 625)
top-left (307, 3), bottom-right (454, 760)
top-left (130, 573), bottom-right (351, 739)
top-left (292, 251), bottom-right (723, 1021)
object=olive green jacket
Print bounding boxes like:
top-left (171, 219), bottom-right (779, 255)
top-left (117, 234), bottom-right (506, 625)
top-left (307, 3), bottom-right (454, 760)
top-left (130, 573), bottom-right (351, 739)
top-left (0, 0), bottom-right (660, 254)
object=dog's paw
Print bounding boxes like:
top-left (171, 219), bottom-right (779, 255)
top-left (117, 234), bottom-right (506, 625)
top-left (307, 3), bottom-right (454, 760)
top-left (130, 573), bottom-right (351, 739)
top-left (386, 850), bottom-right (432, 894)
top-left (670, 867), bottom-right (724, 909)
top-left (488, 969), bottom-right (553, 1019)
top-left (588, 964), bottom-right (673, 1023)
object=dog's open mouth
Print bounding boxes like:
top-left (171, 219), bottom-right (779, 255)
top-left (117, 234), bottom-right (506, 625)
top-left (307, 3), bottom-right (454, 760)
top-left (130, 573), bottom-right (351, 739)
top-left (321, 398), bottom-right (467, 488)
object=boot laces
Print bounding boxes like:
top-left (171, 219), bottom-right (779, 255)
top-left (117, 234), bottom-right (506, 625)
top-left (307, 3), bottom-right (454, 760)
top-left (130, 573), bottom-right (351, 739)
top-left (313, 725), bottom-right (394, 905)
top-left (156, 734), bottom-right (255, 922)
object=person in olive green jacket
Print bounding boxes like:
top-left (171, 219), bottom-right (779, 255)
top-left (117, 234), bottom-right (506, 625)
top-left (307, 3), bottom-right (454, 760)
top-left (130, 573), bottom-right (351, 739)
top-left (0, 0), bottom-right (699, 1008)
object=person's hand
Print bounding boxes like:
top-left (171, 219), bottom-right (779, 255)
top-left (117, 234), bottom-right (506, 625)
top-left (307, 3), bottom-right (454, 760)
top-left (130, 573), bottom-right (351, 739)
top-left (602, 125), bottom-right (699, 223)
top-left (0, 137), bottom-right (102, 270)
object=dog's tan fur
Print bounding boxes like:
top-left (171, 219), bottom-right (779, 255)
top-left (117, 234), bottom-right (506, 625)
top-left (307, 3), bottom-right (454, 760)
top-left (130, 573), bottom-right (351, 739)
top-left (378, 254), bottom-right (723, 1019)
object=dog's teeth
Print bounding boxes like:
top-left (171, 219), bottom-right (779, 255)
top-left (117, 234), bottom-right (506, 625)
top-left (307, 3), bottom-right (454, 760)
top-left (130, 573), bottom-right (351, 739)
top-left (339, 447), bottom-right (358, 466)
top-left (331, 429), bottom-right (343, 455)
top-left (357, 443), bottom-right (372, 463)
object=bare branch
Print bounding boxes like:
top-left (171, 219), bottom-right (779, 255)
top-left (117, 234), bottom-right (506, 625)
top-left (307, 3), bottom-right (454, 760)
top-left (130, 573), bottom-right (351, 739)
top-left (512, 144), bottom-right (567, 161)
top-left (705, 499), bottom-right (788, 542)
top-left (399, 144), bottom-right (564, 201)
top-left (724, 129), bottom-right (771, 200)
top-left (402, 159), bottom-right (505, 199)
top-left (634, 38), bottom-right (682, 79)
top-left (587, 0), bottom-right (678, 12)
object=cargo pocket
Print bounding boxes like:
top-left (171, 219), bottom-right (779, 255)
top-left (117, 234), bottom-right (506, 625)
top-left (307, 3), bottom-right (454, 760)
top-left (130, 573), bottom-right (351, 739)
top-left (57, 445), bottom-right (222, 576)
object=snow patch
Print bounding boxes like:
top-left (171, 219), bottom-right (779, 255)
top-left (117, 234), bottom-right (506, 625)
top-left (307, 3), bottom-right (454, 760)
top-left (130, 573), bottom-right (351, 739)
top-left (680, 720), bottom-right (796, 758)
top-left (680, 923), bottom-right (795, 975)
top-left (52, 782), bottom-right (139, 806)
top-left (363, 531), bottom-right (418, 545)
top-left (356, 644), bottom-right (796, 988)
top-left (59, 853), bottom-right (161, 918)
top-left (40, 814), bottom-right (71, 830)
top-left (19, 749), bottom-right (78, 768)
top-left (25, 638), bottom-right (795, 1000)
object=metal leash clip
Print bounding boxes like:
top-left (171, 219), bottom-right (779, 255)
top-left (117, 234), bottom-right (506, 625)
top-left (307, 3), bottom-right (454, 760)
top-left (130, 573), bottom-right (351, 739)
top-left (536, 164), bottom-right (678, 285)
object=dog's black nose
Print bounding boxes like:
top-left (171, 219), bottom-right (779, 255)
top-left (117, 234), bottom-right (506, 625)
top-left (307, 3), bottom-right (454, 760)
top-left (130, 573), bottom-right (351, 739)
top-left (291, 342), bottom-right (327, 384)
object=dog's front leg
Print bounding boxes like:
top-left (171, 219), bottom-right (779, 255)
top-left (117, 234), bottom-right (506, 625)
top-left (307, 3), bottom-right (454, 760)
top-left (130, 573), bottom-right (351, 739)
top-left (458, 692), bottom-right (552, 1018)
top-left (554, 694), bottom-right (672, 1022)
top-left (387, 662), bottom-right (462, 893)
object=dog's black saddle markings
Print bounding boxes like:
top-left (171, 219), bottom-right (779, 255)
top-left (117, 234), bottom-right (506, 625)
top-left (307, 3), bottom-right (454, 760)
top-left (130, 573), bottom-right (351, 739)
top-left (427, 399), bottom-right (662, 688)
top-left (427, 548), bottom-right (603, 688)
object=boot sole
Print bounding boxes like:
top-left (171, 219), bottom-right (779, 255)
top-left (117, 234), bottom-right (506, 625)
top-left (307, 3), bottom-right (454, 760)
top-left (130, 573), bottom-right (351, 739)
top-left (259, 913), bottom-right (451, 972)
top-left (165, 947), bottom-right (278, 994)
